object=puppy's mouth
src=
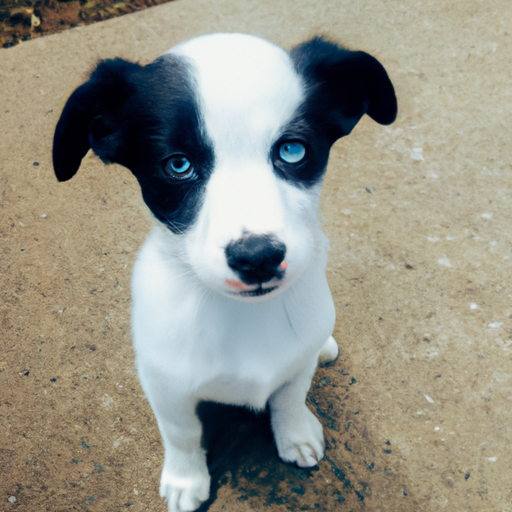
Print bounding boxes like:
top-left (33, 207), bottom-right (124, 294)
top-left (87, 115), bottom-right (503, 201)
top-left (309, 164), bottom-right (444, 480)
top-left (232, 285), bottom-right (278, 298)
top-left (224, 278), bottom-right (281, 298)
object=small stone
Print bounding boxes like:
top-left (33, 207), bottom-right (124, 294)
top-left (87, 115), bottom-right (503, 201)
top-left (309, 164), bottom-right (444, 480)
top-left (8, 496), bottom-right (16, 503)
top-left (410, 147), bottom-right (424, 161)
top-left (437, 257), bottom-right (452, 268)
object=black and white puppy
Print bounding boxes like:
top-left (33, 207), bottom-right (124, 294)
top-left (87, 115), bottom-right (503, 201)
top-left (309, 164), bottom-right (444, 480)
top-left (53, 33), bottom-right (397, 512)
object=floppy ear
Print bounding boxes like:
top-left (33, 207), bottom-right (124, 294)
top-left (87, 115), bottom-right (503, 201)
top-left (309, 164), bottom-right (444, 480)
top-left (291, 37), bottom-right (397, 141)
top-left (52, 58), bottom-right (142, 182)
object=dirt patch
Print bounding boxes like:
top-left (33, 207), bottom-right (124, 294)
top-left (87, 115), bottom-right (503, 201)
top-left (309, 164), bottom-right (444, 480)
top-left (0, 0), bottom-right (174, 48)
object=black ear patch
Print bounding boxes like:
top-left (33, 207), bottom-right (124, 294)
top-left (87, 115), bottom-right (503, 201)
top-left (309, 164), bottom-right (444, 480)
top-left (291, 37), bottom-right (397, 142)
top-left (52, 58), bottom-right (142, 181)
top-left (53, 54), bottom-right (215, 234)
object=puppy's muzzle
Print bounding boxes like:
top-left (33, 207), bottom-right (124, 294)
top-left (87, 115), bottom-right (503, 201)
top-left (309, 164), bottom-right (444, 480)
top-left (225, 234), bottom-right (286, 285)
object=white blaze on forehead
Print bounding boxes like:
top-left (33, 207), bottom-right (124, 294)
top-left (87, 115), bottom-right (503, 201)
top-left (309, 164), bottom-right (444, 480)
top-left (206, 163), bottom-right (286, 237)
top-left (169, 34), bottom-right (304, 159)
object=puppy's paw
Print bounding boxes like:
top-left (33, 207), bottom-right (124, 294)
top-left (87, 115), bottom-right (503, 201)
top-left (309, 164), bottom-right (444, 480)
top-left (318, 335), bottom-right (339, 367)
top-left (273, 406), bottom-right (325, 467)
top-left (160, 469), bottom-right (210, 512)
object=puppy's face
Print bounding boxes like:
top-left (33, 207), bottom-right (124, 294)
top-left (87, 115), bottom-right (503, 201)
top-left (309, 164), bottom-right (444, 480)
top-left (171, 35), bottom-right (326, 300)
top-left (53, 34), bottom-right (397, 300)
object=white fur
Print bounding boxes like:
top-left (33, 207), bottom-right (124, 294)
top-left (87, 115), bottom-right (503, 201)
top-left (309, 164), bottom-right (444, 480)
top-left (132, 34), bottom-right (339, 512)
top-left (170, 34), bottom-right (316, 299)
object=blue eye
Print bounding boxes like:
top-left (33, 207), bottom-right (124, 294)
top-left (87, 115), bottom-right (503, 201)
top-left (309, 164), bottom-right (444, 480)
top-left (166, 155), bottom-right (192, 178)
top-left (279, 141), bottom-right (306, 164)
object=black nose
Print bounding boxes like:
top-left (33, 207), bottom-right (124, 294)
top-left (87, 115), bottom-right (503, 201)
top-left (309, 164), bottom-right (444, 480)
top-left (225, 234), bottom-right (287, 285)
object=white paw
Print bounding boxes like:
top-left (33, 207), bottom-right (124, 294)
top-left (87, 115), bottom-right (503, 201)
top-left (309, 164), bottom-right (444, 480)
top-left (160, 470), bottom-right (210, 512)
top-left (318, 335), bottom-right (339, 367)
top-left (273, 406), bottom-right (325, 467)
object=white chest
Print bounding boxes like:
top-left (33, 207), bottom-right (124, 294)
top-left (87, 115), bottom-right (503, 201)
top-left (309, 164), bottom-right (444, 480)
top-left (131, 228), bottom-right (335, 409)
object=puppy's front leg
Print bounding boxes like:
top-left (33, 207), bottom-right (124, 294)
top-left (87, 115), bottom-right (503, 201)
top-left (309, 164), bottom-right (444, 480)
top-left (269, 359), bottom-right (325, 467)
top-left (140, 374), bottom-right (210, 512)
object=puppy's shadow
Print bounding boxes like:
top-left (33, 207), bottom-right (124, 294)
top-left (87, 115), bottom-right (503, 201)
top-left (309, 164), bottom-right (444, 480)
top-left (196, 402), bottom-right (317, 511)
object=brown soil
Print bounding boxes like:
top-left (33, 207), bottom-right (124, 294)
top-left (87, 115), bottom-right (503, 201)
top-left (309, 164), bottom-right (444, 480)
top-left (0, 0), bottom-right (174, 48)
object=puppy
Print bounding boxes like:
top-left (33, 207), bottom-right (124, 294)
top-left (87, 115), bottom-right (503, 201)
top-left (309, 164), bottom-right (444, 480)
top-left (53, 33), bottom-right (397, 512)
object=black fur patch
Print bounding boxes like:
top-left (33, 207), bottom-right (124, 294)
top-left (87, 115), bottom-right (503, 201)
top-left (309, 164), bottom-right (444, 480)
top-left (275, 37), bottom-right (397, 187)
top-left (53, 55), bottom-right (215, 233)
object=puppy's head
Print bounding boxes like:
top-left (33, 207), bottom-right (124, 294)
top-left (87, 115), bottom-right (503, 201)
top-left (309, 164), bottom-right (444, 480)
top-left (53, 34), bottom-right (397, 301)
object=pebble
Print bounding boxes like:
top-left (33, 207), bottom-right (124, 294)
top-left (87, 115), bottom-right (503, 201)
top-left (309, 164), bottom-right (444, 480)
top-left (437, 257), bottom-right (452, 268)
top-left (8, 496), bottom-right (16, 503)
top-left (410, 147), bottom-right (424, 161)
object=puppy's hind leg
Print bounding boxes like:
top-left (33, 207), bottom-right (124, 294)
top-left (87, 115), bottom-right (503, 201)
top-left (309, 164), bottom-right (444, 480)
top-left (318, 335), bottom-right (339, 367)
top-left (269, 359), bottom-right (325, 468)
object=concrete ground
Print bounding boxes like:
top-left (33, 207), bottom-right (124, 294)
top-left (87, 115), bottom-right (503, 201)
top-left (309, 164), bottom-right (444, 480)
top-left (1, 0), bottom-right (511, 510)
